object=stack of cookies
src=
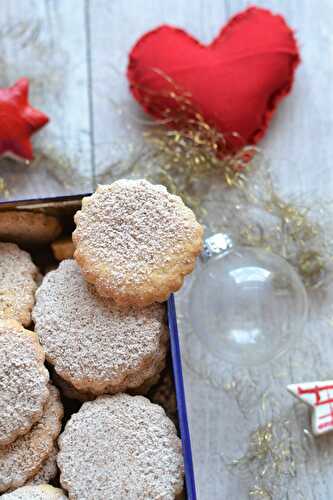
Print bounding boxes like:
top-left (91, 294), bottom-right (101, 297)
top-left (0, 237), bottom-right (65, 495)
top-left (0, 179), bottom-right (203, 499)
top-left (0, 321), bottom-right (64, 492)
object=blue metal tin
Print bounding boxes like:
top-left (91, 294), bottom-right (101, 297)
top-left (0, 194), bottom-right (197, 499)
top-left (168, 294), bottom-right (197, 500)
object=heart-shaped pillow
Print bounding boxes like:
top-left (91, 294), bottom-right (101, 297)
top-left (127, 7), bottom-right (300, 150)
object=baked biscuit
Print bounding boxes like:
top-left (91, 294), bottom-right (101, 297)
top-left (0, 320), bottom-right (49, 446)
top-left (51, 238), bottom-right (74, 261)
top-left (52, 355), bottom-right (165, 401)
top-left (0, 211), bottom-right (62, 246)
top-left (73, 180), bottom-right (203, 306)
top-left (0, 385), bottom-right (63, 493)
top-left (2, 485), bottom-right (67, 499)
top-left (0, 243), bottom-right (39, 326)
top-left (58, 394), bottom-right (184, 499)
top-left (27, 446), bottom-right (58, 486)
top-left (33, 260), bottom-right (168, 394)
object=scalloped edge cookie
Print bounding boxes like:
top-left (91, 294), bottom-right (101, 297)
top-left (0, 243), bottom-right (39, 326)
top-left (0, 384), bottom-right (63, 493)
top-left (73, 180), bottom-right (203, 306)
top-left (33, 260), bottom-right (169, 394)
top-left (0, 319), bottom-right (49, 446)
top-left (58, 394), bottom-right (184, 499)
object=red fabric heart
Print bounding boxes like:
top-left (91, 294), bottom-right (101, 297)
top-left (127, 7), bottom-right (300, 151)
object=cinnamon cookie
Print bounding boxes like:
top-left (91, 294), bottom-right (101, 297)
top-left (0, 211), bottom-right (62, 246)
top-left (0, 320), bottom-right (49, 446)
top-left (27, 446), bottom-right (58, 486)
top-left (0, 243), bottom-right (39, 326)
top-left (58, 394), bottom-right (184, 499)
top-left (2, 485), bottom-right (67, 499)
top-left (0, 384), bottom-right (63, 493)
top-left (33, 260), bottom-right (168, 394)
top-left (73, 180), bottom-right (203, 306)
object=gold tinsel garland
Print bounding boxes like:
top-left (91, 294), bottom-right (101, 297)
top-left (121, 76), bottom-right (333, 498)
top-left (128, 77), bottom-right (333, 290)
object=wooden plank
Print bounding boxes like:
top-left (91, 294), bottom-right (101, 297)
top-left (88, 0), bottom-right (228, 184)
top-left (0, 0), bottom-right (93, 201)
top-left (225, 0), bottom-right (333, 202)
top-left (185, 1), bottom-right (333, 498)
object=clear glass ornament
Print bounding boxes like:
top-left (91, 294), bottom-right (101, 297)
top-left (177, 234), bottom-right (308, 366)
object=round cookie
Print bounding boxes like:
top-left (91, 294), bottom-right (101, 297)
top-left (58, 394), bottom-right (184, 499)
top-left (33, 260), bottom-right (168, 394)
top-left (0, 384), bottom-right (63, 493)
top-left (27, 446), bottom-right (59, 486)
top-left (0, 243), bottom-right (39, 326)
top-left (52, 355), bottom-right (165, 401)
top-left (0, 320), bottom-right (49, 446)
top-left (73, 180), bottom-right (203, 306)
top-left (2, 485), bottom-right (67, 499)
top-left (0, 211), bottom-right (62, 246)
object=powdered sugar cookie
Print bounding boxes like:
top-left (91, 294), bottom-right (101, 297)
top-left (73, 180), bottom-right (203, 306)
top-left (58, 394), bottom-right (184, 499)
top-left (129, 355), bottom-right (166, 395)
top-left (33, 260), bottom-right (168, 394)
top-left (52, 353), bottom-right (165, 401)
top-left (0, 320), bottom-right (49, 446)
top-left (0, 243), bottom-right (39, 326)
top-left (0, 384), bottom-right (63, 493)
top-left (0, 211), bottom-right (62, 246)
top-left (2, 485), bottom-right (67, 499)
top-left (27, 446), bottom-right (58, 486)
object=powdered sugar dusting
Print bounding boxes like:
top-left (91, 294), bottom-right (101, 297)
top-left (0, 384), bottom-right (63, 493)
top-left (73, 180), bottom-right (203, 304)
top-left (0, 243), bottom-right (38, 326)
top-left (33, 260), bottom-right (168, 393)
top-left (0, 320), bottom-right (49, 447)
top-left (27, 446), bottom-right (58, 486)
top-left (58, 394), bottom-right (184, 500)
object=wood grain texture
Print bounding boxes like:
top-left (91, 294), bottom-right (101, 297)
top-left (182, 2), bottom-right (333, 498)
top-left (2, 1), bottom-right (333, 498)
top-left (226, 0), bottom-right (333, 203)
top-left (0, 0), bottom-right (93, 201)
top-left (87, 0), bottom-right (228, 183)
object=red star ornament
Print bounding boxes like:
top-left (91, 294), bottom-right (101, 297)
top-left (0, 78), bottom-right (49, 162)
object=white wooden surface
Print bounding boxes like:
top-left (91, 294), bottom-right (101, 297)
top-left (1, 1), bottom-right (333, 498)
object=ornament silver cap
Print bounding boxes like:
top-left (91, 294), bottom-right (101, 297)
top-left (201, 233), bottom-right (233, 262)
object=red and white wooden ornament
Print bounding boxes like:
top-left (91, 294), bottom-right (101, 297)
top-left (288, 381), bottom-right (333, 435)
